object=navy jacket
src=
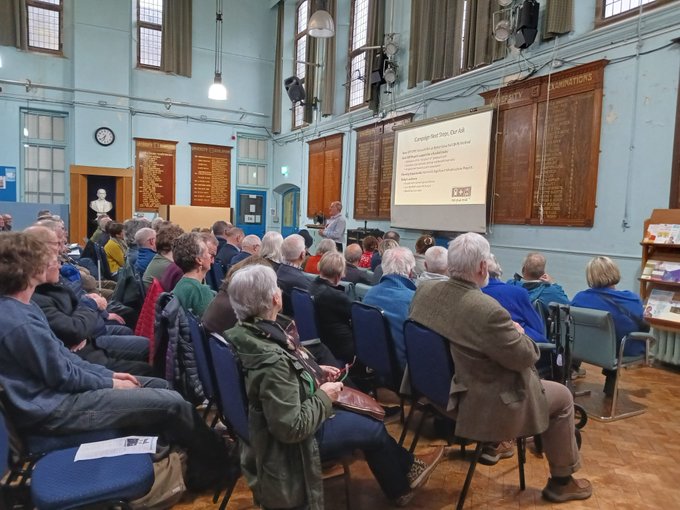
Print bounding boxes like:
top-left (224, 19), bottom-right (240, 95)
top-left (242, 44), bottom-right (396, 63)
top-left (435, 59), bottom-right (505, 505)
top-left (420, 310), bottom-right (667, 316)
top-left (276, 264), bottom-right (311, 316)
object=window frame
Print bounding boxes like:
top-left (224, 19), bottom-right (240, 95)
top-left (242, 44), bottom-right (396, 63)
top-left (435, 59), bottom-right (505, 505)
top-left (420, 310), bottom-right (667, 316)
top-left (26, 0), bottom-right (63, 55)
top-left (236, 135), bottom-right (269, 189)
top-left (346, 0), bottom-right (371, 112)
top-left (595, 0), bottom-right (675, 27)
top-left (292, 0), bottom-right (310, 130)
top-left (20, 109), bottom-right (68, 205)
top-left (137, 0), bottom-right (163, 70)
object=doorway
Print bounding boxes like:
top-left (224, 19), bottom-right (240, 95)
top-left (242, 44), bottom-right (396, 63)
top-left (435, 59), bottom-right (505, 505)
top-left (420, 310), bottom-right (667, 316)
top-left (281, 187), bottom-right (300, 237)
top-left (236, 189), bottom-right (266, 238)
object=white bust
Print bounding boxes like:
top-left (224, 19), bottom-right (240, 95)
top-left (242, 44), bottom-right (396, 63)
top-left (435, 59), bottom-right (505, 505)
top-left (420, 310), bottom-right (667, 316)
top-left (90, 188), bottom-right (113, 214)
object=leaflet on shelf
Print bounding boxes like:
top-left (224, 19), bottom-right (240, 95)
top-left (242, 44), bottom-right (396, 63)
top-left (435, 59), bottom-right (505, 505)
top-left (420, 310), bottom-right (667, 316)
top-left (644, 289), bottom-right (680, 323)
top-left (641, 260), bottom-right (680, 282)
top-left (644, 223), bottom-right (680, 244)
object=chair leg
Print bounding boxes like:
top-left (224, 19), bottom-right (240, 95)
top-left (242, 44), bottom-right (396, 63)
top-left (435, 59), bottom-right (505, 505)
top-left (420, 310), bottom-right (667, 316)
top-left (342, 458), bottom-right (352, 510)
top-left (218, 474), bottom-right (240, 510)
top-left (398, 402), bottom-right (417, 446)
top-left (408, 406), bottom-right (430, 453)
top-left (516, 438), bottom-right (526, 491)
top-left (457, 442), bottom-right (483, 510)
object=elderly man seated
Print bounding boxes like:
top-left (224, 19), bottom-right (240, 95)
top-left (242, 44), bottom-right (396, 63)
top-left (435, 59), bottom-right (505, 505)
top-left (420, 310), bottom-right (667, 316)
top-left (309, 252), bottom-right (355, 364)
top-left (133, 227), bottom-right (157, 276)
top-left (507, 252), bottom-right (569, 307)
top-left (230, 234), bottom-right (262, 265)
top-left (343, 243), bottom-right (372, 285)
top-left (276, 234), bottom-right (311, 316)
top-left (363, 247), bottom-right (417, 372)
top-left (0, 231), bottom-right (233, 491)
top-left (415, 246), bottom-right (449, 286)
top-left (410, 233), bottom-right (591, 502)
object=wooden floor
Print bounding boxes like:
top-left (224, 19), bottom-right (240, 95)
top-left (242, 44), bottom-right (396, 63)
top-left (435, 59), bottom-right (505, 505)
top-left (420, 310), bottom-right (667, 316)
top-left (176, 363), bottom-right (680, 509)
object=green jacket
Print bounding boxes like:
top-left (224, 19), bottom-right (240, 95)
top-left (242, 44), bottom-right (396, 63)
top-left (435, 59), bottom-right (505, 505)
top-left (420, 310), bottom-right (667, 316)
top-left (226, 319), bottom-right (333, 510)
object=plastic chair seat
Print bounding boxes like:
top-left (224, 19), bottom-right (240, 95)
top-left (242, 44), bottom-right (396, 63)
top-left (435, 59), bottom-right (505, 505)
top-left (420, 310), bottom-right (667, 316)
top-left (31, 447), bottom-right (154, 510)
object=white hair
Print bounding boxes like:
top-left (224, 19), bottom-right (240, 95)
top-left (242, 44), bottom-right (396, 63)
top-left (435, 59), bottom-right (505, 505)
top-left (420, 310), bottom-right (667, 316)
top-left (319, 251), bottom-right (345, 279)
top-left (382, 246), bottom-right (416, 278)
top-left (134, 227), bottom-right (156, 248)
top-left (261, 231), bottom-right (283, 262)
top-left (241, 234), bottom-right (261, 251)
top-left (448, 233), bottom-right (490, 281)
top-left (344, 243), bottom-right (362, 263)
top-left (228, 265), bottom-right (279, 321)
top-left (281, 234), bottom-right (306, 263)
top-left (487, 254), bottom-right (503, 278)
top-left (424, 246), bottom-right (448, 275)
top-left (316, 238), bottom-right (336, 255)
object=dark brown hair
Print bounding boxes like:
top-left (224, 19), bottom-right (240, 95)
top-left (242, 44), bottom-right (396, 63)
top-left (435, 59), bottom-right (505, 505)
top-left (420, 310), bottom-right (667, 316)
top-left (172, 232), bottom-right (205, 273)
top-left (415, 235), bottom-right (435, 255)
top-left (362, 235), bottom-right (378, 252)
top-left (156, 224), bottom-right (184, 254)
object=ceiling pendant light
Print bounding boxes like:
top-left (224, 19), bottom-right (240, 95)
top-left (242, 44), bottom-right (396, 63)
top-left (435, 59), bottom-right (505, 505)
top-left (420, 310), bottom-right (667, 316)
top-left (208, 0), bottom-right (227, 100)
top-left (308, 0), bottom-right (335, 38)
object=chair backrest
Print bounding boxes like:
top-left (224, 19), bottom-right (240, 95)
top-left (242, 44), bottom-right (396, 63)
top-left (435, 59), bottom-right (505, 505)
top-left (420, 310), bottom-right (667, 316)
top-left (353, 283), bottom-right (371, 301)
top-left (93, 243), bottom-right (113, 280)
top-left (351, 302), bottom-right (401, 390)
top-left (291, 288), bottom-right (319, 342)
top-left (0, 411), bottom-right (8, 476)
top-left (207, 334), bottom-right (250, 444)
top-left (533, 299), bottom-right (550, 337)
top-left (338, 280), bottom-right (355, 300)
top-left (186, 312), bottom-right (215, 401)
top-left (403, 320), bottom-right (454, 409)
top-left (569, 306), bottom-right (617, 369)
top-left (153, 292), bottom-right (175, 375)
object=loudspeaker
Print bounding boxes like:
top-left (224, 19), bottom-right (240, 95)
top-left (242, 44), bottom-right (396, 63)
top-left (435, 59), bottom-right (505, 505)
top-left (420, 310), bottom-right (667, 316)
top-left (284, 76), bottom-right (306, 103)
top-left (515, 0), bottom-right (539, 50)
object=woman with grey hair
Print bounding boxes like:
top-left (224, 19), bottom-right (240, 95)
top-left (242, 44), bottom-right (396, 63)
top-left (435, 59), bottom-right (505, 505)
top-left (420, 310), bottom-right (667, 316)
top-left (259, 231), bottom-right (284, 270)
top-left (226, 264), bottom-right (443, 509)
top-left (303, 238), bottom-right (336, 275)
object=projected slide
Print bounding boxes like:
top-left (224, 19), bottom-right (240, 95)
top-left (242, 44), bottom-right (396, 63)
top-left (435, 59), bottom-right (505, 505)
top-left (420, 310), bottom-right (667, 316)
top-left (391, 107), bottom-right (494, 233)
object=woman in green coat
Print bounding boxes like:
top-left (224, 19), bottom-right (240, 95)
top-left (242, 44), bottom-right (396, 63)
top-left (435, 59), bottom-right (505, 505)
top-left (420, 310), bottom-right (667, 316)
top-left (226, 265), bottom-right (444, 509)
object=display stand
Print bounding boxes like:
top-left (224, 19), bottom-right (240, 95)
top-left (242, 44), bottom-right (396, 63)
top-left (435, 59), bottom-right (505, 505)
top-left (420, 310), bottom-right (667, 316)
top-left (640, 209), bottom-right (680, 365)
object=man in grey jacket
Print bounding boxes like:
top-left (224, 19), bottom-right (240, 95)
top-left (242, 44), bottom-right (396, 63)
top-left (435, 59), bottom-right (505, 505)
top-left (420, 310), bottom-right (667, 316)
top-left (409, 232), bottom-right (591, 503)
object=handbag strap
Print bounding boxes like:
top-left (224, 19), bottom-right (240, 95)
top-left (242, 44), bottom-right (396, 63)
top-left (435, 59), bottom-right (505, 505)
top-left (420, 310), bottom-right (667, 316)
top-left (596, 293), bottom-right (649, 332)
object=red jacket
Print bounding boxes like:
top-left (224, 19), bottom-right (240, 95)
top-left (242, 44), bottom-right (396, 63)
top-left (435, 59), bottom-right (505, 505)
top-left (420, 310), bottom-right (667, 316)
top-left (135, 278), bottom-right (164, 362)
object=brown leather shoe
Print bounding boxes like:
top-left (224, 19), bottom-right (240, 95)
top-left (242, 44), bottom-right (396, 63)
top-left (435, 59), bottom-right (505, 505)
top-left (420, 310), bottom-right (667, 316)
top-left (407, 446), bottom-right (445, 489)
top-left (542, 477), bottom-right (593, 502)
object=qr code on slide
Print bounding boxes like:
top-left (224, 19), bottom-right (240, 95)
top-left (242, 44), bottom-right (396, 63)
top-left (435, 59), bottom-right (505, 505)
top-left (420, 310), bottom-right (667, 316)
top-left (452, 186), bottom-right (471, 198)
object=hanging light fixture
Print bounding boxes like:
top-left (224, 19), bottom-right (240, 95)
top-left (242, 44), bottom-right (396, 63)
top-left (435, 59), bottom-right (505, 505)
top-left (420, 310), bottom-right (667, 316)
top-left (208, 0), bottom-right (227, 100)
top-left (308, 0), bottom-right (335, 38)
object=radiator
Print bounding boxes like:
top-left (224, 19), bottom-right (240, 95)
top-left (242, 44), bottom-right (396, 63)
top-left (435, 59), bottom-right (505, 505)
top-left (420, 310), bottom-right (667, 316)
top-left (652, 328), bottom-right (680, 365)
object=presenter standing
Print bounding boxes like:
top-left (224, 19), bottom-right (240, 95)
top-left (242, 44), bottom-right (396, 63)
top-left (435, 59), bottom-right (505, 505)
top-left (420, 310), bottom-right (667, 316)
top-left (319, 201), bottom-right (346, 252)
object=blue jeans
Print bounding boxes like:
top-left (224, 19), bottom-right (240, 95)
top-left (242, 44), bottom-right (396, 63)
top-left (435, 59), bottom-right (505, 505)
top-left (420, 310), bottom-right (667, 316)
top-left (96, 326), bottom-right (149, 361)
top-left (316, 410), bottom-right (413, 500)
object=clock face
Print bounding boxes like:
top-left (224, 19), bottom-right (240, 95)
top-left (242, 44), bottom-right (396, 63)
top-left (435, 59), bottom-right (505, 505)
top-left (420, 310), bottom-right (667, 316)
top-left (95, 127), bottom-right (115, 146)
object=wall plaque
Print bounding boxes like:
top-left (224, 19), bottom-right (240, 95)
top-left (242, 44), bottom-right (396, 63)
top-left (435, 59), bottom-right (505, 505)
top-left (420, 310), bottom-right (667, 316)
top-left (190, 143), bottom-right (232, 207)
top-left (134, 138), bottom-right (177, 212)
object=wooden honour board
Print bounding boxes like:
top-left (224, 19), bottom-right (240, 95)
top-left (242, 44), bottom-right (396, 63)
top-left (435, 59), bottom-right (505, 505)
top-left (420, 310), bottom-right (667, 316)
top-left (134, 138), bottom-right (177, 212)
top-left (481, 60), bottom-right (607, 227)
top-left (189, 143), bottom-right (232, 207)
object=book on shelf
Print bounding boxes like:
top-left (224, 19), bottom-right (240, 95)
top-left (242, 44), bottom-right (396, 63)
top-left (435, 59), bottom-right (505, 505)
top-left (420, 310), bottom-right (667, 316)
top-left (643, 223), bottom-right (680, 244)
top-left (644, 288), bottom-right (680, 324)
top-left (641, 259), bottom-right (680, 283)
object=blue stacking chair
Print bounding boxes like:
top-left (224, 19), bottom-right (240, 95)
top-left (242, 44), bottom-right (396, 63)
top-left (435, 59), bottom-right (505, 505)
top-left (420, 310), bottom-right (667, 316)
top-left (206, 261), bottom-right (226, 292)
top-left (186, 312), bottom-right (218, 424)
top-left (290, 287), bottom-right (320, 345)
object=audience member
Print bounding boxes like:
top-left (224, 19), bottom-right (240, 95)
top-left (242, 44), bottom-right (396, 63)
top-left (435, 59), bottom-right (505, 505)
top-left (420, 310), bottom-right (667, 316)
top-left (413, 235), bottom-right (435, 276)
top-left (104, 222), bottom-right (127, 275)
top-left (143, 223), bottom-right (184, 289)
top-left (230, 234), bottom-right (261, 265)
top-left (211, 220), bottom-right (232, 253)
top-left (297, 229), bottom-right (314, 256)
top-left (123, 218), bottom-right (151, 269)
top-left (482, 255), bottom-right (548, 343)
top-left (309, 252), bottom-right (355, 363)
top-left (359, 235), bottom-right (378, 268)
top-left (172, 232), bottom-right (216, 317)
top-left (37, 209), bottom-right (53, 220)
top-left (276, 234), bottom-right (310, 316)
top-left (415, 246), bottom-right (449, 286)
top-left (0, 215), bottom-right (5, 231)
top-left (318, 201), bottom-right (346, 252)
top-left (150, 216), bottom-right (166, 231)
top-left (260, 231), bottom-right (284, 270)
top-left (2, 213), bottom-right (12, 231)
top-left (507, 252), bottom-right (569, 307)
top-left (343, 243), bottom-right (372, 285)
top-left (304, 238), bottom-right (336, 275)
top-left (410, 233), bottom-right (591, 502)
top-left (371, 230), bottom-right (400, 270)
top-left (134, 227), bottom-right (157, 275)
top-left (225, 264), bottom-right (443, 508)
top-left (0, 231), bottom-right (233, 492)
top-left (571, 256), bottom-right (647, 396)
top-left (372, 238), bottom-right (399, 284)
top-left (216, 226), bottom-right (244, 269)
top-left (364, 247), bottom-right (416, 371)
top-left (90, 215), bottom-right (111, 245)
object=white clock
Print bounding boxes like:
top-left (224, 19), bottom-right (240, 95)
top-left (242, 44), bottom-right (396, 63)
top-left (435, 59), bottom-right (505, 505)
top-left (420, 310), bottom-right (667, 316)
top-left (94, 127), bottom-right (115, 146)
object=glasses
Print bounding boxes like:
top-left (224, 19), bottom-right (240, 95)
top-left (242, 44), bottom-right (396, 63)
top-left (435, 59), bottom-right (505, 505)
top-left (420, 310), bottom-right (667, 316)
top-left (337, 356), bottom-right (356, 382)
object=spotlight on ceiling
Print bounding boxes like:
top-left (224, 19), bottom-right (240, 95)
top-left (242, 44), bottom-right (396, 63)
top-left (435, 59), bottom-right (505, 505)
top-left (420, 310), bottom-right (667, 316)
top-left (493, 19), bottom-right (513, 42)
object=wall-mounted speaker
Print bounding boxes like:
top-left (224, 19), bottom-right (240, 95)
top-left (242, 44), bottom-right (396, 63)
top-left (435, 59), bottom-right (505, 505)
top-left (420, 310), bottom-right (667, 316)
top-left (284, 76), bottom-right (306, 103)
top-left (515, 0), bottom-right (539, 50)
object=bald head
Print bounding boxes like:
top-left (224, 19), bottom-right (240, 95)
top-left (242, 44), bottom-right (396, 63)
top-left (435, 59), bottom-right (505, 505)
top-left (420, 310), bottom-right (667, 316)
top-left (522, 252), bottom-right (546, 280)
top-left (344, 243), bottom-right (362, 264)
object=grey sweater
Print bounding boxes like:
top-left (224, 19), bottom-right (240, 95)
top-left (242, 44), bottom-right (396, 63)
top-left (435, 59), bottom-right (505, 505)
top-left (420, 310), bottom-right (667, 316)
top-left (0, 297), bottom-right (113, 428)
